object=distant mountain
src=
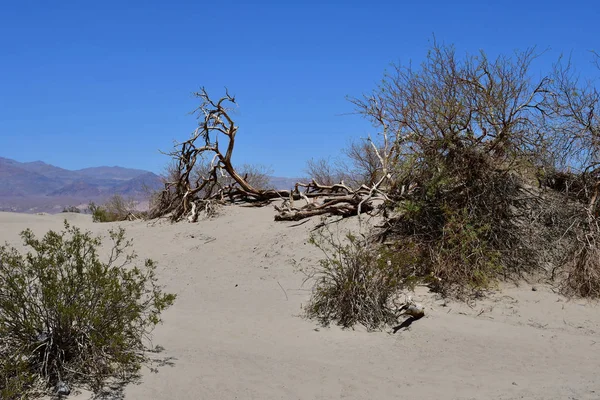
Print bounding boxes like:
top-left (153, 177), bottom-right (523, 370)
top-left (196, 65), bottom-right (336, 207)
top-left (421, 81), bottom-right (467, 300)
top-left (268, 176), bottom-right (303, 190)
top-left (0, 158), bottom-right (62, 196)
top-left (47, 180), bottom-right (103, 197)
top-left (0, 156), bottom-right (301, 213)
top-left (15, 160), bottom-right (81, 182)
top-left (75, 166), bottom-right (151, 181)
top-left (112, 172), bottom-right (164, 195)
top-left (0, 157), bottom-right (163, 213)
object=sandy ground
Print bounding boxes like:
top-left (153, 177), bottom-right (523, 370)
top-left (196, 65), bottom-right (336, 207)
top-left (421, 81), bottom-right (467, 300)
top-left (1, 207), bottom-right (599, 400)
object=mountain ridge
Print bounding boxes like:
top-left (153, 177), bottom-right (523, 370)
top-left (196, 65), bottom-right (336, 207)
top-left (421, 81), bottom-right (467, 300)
top-left (0, 157), bottom-right (163, 213)
top-left (0, 157), bottom-right (300, 213)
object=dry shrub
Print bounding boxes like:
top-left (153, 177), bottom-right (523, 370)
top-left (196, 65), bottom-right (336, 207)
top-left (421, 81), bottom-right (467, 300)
top-left (304, 227), bottom-right (419, 330)
top-left (192, 162), bottom-right (274, 197)
top-left (61, 205), bottom-right (81, 213)
top-left (305, 157), bottom-right (344, 186)
top-left (426, 209), bottom-right (502, 297)
top-left (377, 149), bottom-right (526, 297)
top-left (304, 139), bottom-right (385, 189)
top-left (348, 42), bottom-right (600, 300)
top-left (150, 159), bottom-right (272, 221)
top-left (0, 349), bottom-right (37, 399)
top-left (341, 139), bottom-right (385, 187)
top-left (89, 195), bottom-right (139, 223)
top-left (557, 218), bottom-right (600, 298)
top-left (303, 42), bottom-right (600, 334)
top-left (237, 163), bottom-right (273, 190)
top-left (380, 161), bottom-right (600, 299)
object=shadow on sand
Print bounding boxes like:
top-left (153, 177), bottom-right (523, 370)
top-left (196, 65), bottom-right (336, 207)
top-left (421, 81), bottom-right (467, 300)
top-left (392, 315), bottom-right (424, 333)
top-left (84, 351), bottom-right (177, 400)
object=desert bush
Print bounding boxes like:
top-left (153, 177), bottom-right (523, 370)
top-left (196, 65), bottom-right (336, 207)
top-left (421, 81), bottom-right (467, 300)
top-left (208, 163), bottom-right (274, 196)
top-left (304, 139), bottom-right (385, 189)
top-left (350, 42), bottom-right (600, 297)
top-left (237, 163), bottom-right (273, 190)
top-left (149, 158), bottom-right (273, 220)
top-left (305, 157), bottom-right (345, 186)
top-left (341, 139), bottom-right (385, 188)
top-left (425, 208), bottom-right (502, 297)
top-left (382, 150), bottom-right (526, 297)
top-left (61, 206), bottom-right (81, 213)
top-left (303, 42), bottom-right (600, 332)
top-left (87, 201), bottom-right (109, 222)
top-left (304, 227), bottom-right (419, 330)
top-left (148, 162), bottom-right (181, 217)
top-left (0, 222), bottom-right (176, 397)
top-left (0, 350), bottom-right (36, 399)
top-left (104, 194), bottom-right (137, 220)
top-left (89, 195), bottom-right (138, 222)
top-left (556, 217), bottom-right (600, 298)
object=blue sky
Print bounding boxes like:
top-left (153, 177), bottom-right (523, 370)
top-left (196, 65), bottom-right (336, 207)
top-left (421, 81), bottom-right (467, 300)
top-left (1, 0), bottom-right (598, 177)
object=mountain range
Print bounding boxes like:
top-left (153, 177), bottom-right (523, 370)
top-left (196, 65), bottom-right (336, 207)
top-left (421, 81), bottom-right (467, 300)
top-left (0, 157), bottom-right (300, 213)
top-left (0, 157), bottom-right (164, 213)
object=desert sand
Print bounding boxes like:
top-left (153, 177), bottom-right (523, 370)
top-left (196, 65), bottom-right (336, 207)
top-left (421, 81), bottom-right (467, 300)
top-left (1, 207), bottom-right (599, 400)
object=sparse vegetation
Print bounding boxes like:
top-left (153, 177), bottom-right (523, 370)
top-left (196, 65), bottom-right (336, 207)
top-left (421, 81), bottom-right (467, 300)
top-left (88, 195), bottom-right (139, 223)
top-left (303, 42), bottom-right (600, 328)
top-left (303, 227), bottom-right (419, 330)
top-left (61, 206), bottom-right (81, 213)
top-left (150, 88), bottom-right (386, 222)
top-left (145, 41), bottom-right (599, 330)
top-left (0, 222), bottom-right (176, 397)
top-left (305, 139), bottom-right (385, 188)
top-left (305, 157), bottom-right (344, 186)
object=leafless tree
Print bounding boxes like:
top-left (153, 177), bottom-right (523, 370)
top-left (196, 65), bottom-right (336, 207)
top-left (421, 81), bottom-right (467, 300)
top-left (342, 138), bottom-right (385, 187)
top-left (305, 157), bottom-right (345, 186)
top-left (149, 89), bottom-right (285, 221)
top-left (150, 88), bottom-right (385, 222)
top-left (350, 44), bottom-right (555, 174)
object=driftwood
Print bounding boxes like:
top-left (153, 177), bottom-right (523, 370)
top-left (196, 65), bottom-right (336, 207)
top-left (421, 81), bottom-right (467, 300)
top-left (149, 88), bottom-right (390, 223)
top-left (274, 181), bottom-right (376, 221)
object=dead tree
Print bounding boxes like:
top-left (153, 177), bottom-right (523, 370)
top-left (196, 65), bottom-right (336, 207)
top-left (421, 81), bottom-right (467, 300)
top-left (149, 88), bottom-right (391, 222)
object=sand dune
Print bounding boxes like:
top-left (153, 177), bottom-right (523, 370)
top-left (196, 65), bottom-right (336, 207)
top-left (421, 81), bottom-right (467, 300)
top-left (1, 208), bottom-right (599, 400)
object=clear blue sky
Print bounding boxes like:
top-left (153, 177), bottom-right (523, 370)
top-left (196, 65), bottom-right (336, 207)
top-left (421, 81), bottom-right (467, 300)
top-left (1, 0), bottom-right (598, 177)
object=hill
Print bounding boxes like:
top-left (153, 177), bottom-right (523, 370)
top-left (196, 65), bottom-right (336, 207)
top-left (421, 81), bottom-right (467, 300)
top-left (0, 157), bottom-right (301, 213)
top-left (0, 157), bottom-right (163, 213)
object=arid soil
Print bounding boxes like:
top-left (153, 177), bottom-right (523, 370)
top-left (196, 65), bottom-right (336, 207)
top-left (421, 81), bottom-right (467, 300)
top-left (1, 207), bottom-right (598, 400)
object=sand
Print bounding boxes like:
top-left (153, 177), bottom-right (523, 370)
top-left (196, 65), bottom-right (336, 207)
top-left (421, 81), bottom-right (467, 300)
top-left (1, 207), bottom-right (599, 400)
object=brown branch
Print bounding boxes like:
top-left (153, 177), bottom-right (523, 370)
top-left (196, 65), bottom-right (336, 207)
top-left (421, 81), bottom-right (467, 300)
top-left (150, 88), bottom-right (389, 223)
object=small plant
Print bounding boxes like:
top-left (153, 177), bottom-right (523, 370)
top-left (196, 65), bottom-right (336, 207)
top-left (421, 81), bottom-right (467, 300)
top-left (0, 221), bottom-right (176, 397)
top-left (88, 195), bottom-right (138, 222)
top-left (304, 227), bottom-right (418, 330)
top-left (61, 206), bottom-right (81, 213)
top-left (87, 201), bottom-right (109, 222)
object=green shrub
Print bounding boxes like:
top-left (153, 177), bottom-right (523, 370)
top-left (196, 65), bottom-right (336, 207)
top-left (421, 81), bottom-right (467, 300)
top-left (87, 201), bottom-right (110, 222)
top-left (304, 228), bottom-right (419, 330)
top-left (426, 207), bottom-right (502, 297)
top-left (61, 206), bottom-right (81, 213)
top-left (88, 195), bottom-right (138, 222)
top-left (0, 221), bottom-right (176, 397)
top-left (0, 352), bottom-right (36, 400)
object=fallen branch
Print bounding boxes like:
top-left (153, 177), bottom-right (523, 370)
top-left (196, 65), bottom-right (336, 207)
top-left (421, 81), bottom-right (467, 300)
top-left (150, 88), bottom-right (390, 223)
